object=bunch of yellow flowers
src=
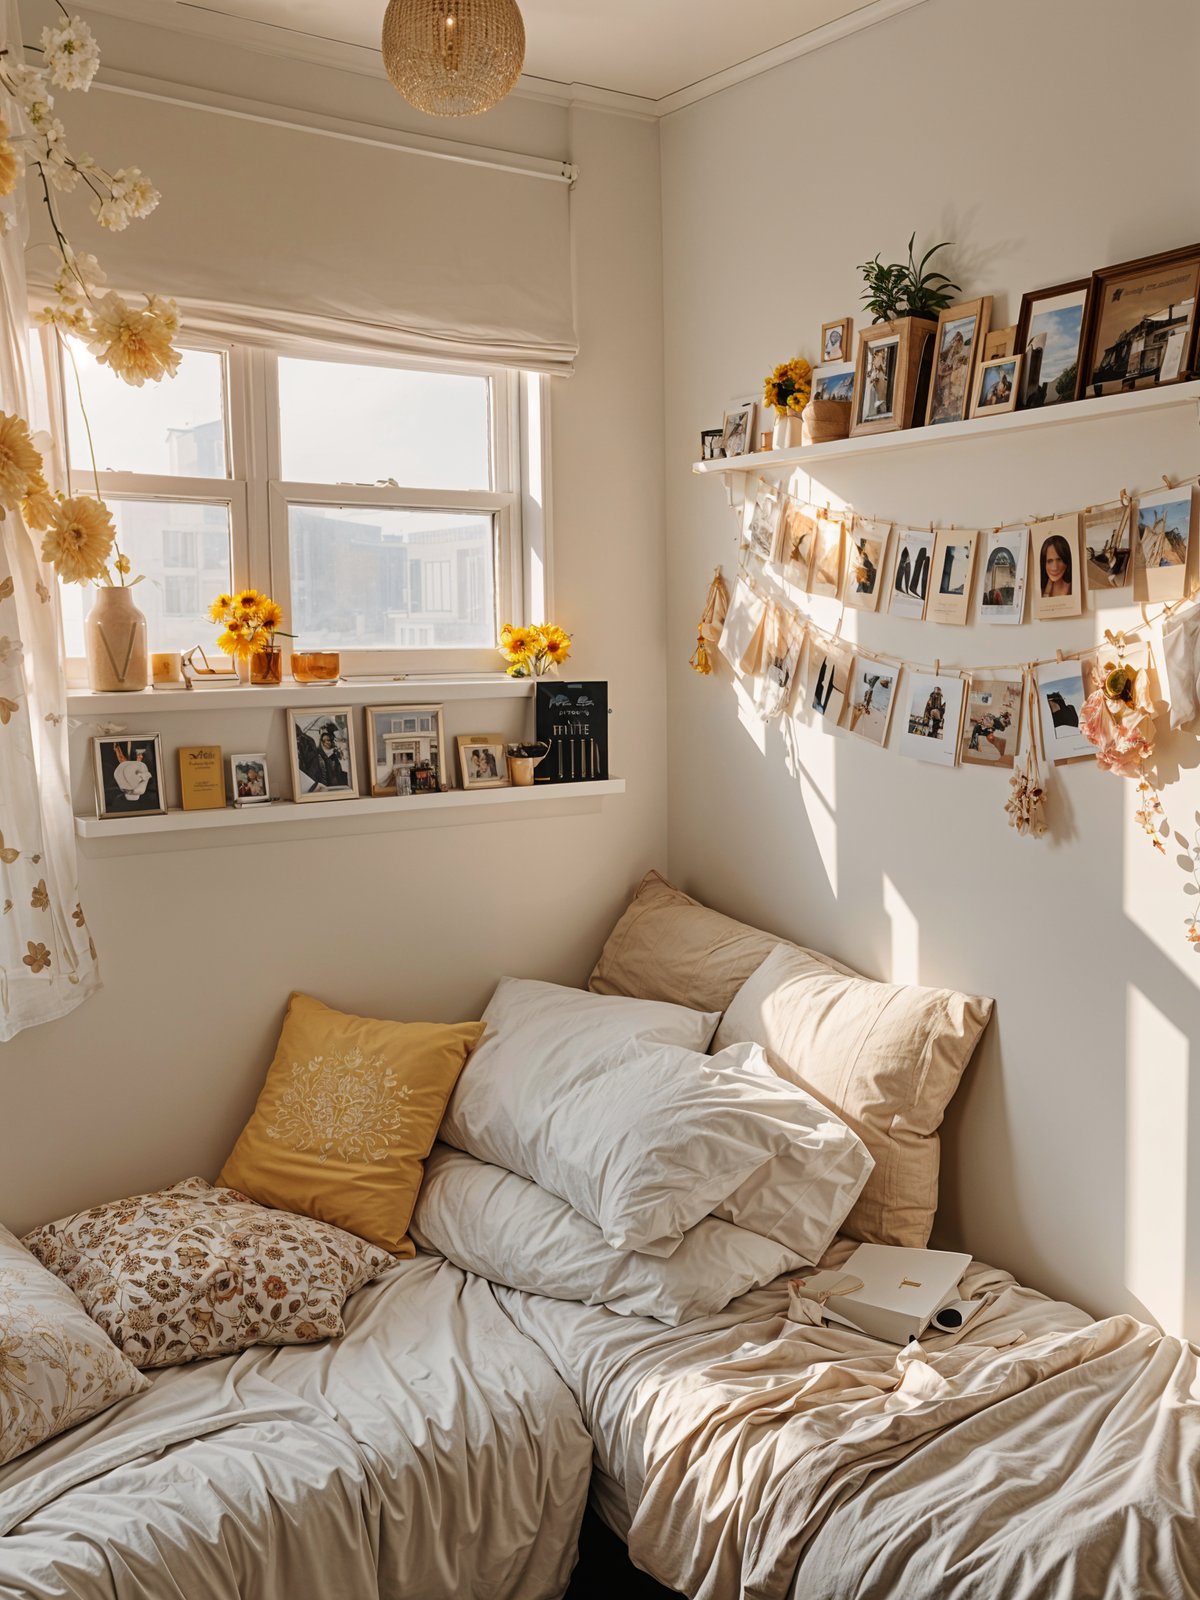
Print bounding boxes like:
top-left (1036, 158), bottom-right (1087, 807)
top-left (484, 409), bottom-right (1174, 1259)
top-left (209, 588), bottom-right (289, 661)
top-left (499, 622), bottom-right (572, 678)
top-left (763, 356), bottom-right (813, 417)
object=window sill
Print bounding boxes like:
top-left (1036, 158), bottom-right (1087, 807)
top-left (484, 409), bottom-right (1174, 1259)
top-left (65, 674), bottom-right (535, 714)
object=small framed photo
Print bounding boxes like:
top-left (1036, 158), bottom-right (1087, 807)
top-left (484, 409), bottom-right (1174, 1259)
top-left (982, 325), bottom-right (1017, 362)
top-left (457, 735), bottom-right (510, 790)
top-left (1015, 279), bottom-right (1088, 409)
top-left (926, 297), bottom-right (993, 426)
top-left (720, 396), bottom-right (756, 460)
top-left (820, 317), bottom-right (853, 365)
top-left (366, 704), bottom-right (446, 797)
top-left (230, 753), bottom-right (270, 805)
top-left (970, 355), bottom-right (1021, 417)
top-left (92, 734), bottom-right (166, 820)
top-left (811, 361), bottom-right (856, 405)
top-left (700, 428), bottom-right (725, 461)
top-left (1080, 246), bottom-right (1200, 398)
top-left (288, 707), bottom-right (358, 801)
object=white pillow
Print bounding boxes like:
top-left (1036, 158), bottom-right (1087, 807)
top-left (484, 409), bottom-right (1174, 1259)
top-left (440, 977), bottom-right (862, 1256)
top-left (411, 1146), bottom-right (803, 1325)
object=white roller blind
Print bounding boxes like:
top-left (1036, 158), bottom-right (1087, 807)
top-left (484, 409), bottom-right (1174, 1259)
top-left (33, 85), bottom-right (578, 374)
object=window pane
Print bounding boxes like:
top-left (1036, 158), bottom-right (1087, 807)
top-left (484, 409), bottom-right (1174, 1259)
top-left (63, 340), bottom-right (227, 478)
top-left (278, 357), bottom-right (491, 489)
top-left (288, 504), bottom-right (494, 650)
top-left (60, 499), bottom-right (232, 656)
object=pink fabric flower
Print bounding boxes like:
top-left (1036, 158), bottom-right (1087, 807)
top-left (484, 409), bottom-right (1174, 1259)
top-left (1081, 689), bottom-right (1155, 777)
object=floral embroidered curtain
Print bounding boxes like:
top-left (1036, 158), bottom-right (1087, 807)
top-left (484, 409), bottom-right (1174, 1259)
top-left (0, 0), bottom-right (100, 1042)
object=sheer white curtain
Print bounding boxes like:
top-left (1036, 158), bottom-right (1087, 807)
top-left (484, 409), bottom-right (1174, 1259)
top-left (0, 0), bottom-right (100, 1042)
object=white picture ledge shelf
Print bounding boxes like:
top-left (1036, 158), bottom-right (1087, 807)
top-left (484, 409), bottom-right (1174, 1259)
top-left (693, 378), bottom-right (1200, 475)
top-left (75, 778), bottom-right (625, 844)
top-left (66, 674), bottom-right (533, 715)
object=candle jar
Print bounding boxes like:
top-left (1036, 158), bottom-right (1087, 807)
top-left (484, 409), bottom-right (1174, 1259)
top-left (291, 649), bottom-right (341, 684)
top-left (151, 651), bottom-right (183, 688)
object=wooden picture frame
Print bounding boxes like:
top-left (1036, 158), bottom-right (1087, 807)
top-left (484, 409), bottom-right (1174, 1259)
top-left (982, 326), bottom-right (1017, 362)
top-left (1014, 278), bottom-right (1089, 409)
top-left (366, 704), bottom-right (447, 798)
top-left (820, 317), bottom-right (853, 365)
top-left (970, 354), bottom-right (1021, 417)
top-left (287, 706), bottom-right (359, 802)
top-left (92, 733), bottom-right (166, 820)
top-left (850, 317), bottom-right (936, 438)
top-left (720, 395), bottom-right (757, 460)
top-left (457, 734), bottom-right (510, 790)
top-left (1079, 245), bottom-right (1200, 398)
top-left (926, 296), bottom-right (993, 426)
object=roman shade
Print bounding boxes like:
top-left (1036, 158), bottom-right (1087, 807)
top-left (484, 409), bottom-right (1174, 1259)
top-left (31, 85), bottom-right (578, 374)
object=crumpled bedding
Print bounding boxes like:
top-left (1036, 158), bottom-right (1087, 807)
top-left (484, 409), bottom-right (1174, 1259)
top-left (496, 1243), bottom-right (1200, 1600)
top-left (0, 1255), bottom-right (593, 1600)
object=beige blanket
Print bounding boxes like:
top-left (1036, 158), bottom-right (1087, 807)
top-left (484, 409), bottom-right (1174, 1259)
top-left (498, 1252), bottom-right (1200, 1600)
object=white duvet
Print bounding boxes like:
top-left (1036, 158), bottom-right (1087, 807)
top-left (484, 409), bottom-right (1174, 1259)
top-left (497, 1243), bottom-right (1200, 1600)
top-left (0, 1255), bottom-right (593, 1600)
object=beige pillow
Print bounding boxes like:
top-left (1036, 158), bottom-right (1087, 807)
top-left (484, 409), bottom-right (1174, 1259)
top-left (0, 1222), bottom-right (147, 1466)
top-left (24, 1178), bottom-right (395, 1369)
top-left (713, 944), bottom-right (992, 1247)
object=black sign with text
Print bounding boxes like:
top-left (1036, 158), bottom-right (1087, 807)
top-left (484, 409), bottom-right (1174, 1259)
top-left (534, 681), bottom-right (609, 783)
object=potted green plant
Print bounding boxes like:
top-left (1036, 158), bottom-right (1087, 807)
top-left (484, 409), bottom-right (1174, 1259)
top-left (853, 235), bottom-right (960, 434)
top-left (858, 234), bottom-right (959, 323)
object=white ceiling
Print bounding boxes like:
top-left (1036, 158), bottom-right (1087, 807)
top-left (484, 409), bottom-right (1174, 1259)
top-left (167, 0), bottom-right (916, 105)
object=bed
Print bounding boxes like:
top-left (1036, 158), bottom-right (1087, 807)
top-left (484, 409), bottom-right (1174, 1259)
top-left (0, 1254), bottom-right (593, 1600)
top-left (495, 1242), bottom-right (1200, 1600)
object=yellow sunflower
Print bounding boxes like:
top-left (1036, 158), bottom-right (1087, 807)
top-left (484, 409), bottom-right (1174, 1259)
top-left (256, 598), bottom-right (284, 633)
top-left (500, 624), bottom-right (536, 663)
top-left (537, 624), bottom-right (572, 665)
top-left (208, 593), bottom-right (234, 623)
top-left (40, 495), bottom-right (115, 584)
top-left (234, 588), bottom-right (262, 611)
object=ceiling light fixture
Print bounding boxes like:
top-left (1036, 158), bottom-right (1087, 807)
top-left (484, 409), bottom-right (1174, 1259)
top-left (381, 0), bottom-right (526, 118)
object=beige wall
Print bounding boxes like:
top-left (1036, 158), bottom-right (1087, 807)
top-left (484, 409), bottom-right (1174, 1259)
top-left (661, 0), bottom-right (1200, 1335)
top-left (0, 24), bottom-right (666, 1233)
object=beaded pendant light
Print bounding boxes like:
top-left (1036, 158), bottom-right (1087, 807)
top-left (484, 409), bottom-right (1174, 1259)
top-left (381, 0), bottom-right (526, 118)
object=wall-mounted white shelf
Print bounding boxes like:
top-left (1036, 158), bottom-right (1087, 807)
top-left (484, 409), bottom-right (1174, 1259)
top-left (75, 778), bottom-right (625, 840)
top-left (693, 379), bottom-right (1200, 476)
top-left (66, 674), bottom-right (533, 716)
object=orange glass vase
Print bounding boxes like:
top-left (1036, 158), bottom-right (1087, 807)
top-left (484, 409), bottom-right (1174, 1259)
top-left (291, 650), bottom-right (341, 684)
top-left (250, 645), bottom-right (283, 686)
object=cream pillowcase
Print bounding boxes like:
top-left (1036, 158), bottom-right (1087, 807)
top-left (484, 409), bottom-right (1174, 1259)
top-left (411, 1146), bottom-right (804, 1325)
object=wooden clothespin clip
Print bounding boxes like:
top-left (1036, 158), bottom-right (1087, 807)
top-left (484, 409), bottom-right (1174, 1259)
top-left (934, 658), bottom-right (941, 676)
top-left (1162, 474), bottom-right (1175, 490)
top-left (1056, 648), bottom-right (1064, 663)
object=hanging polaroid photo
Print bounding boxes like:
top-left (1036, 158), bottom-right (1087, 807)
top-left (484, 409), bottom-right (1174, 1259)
top-left (889, 527), bottom-right (933, 620)
top-left (976, 526), bottom-right (1030, 624)
top-left (959, 673), bottom-right (1023, 770)
top-left (803, 635), bottom-right (854, 726)
top-left (1031, 513), bottom-right (1083, 621)
top-left (926, 530), bottom-right (979, 625)
top-left (1134, 485), bottom-right (1195, 604)
top-left (756, 606), bottom-right (805, 721)
top-left (842, 654), bottom-right (898, 747)
top-left (1035, 660), bottom-right (1093, 763)
top-left (896, 672), bottom-right (966, 767)
top-left (1082, 503), bottom-right (1132, 590)
top-left (717, 581), bottom-right (765, 675)
top-left (810, 515), bottom-right (844, 597)
top-left (744, 478), bottom-right (785, 564)
top-left (780, 498), bottom-right (818, 589)
top-left (843, 518), bottom-right (892, 612)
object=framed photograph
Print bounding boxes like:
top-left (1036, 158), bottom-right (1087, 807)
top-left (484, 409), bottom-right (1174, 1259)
top-left (781, 498), bottom-right (818, 588)
top-left (229, 753), bottom-right (270, 806)
top-left (1015, 279), bottom-right (1088, 409)
top-left (821, 317), bottom-right (853, 365)
top-left (720, 396), bottom-right (757, 460)
top-left (288, 707), bottom-right (358, 801)
top-left (810, 515), bottom-right (844, 597)
top-left (1032, 513), bottom-right (1083, 620)
top-left (970, 355), bottom-right (1021, 417)
top-left (1134, 485), bottom-right (1195, 603)
top-left (889, 526), bottom-right (933, 620)
top-left (982, 326), bottom-right (1017, 362)
top-left (1080, 246), bottom-right (1200, 398)
top-left (457, 735), bottom-right (510, 790)
top-left (896, 672), bottom-right (966, 767)
top-left (700, 428), bottom-right (724, 461)
top-left (803, 636), bottom-right (854, 726)
top-left (842, 654), bottom-right (898, 746)
top-left (850, 316), bottom-right (936, 438)
top-left (959, 673), bottom-right (1023, 770)
top-left (744, 477), bottom-right (785, 564)
top-left (811, 361), bottom-right (856, 405)
top-left (843, 517), bottom-right (891, 612)
top-left (1083, 503), bottom-right (1132, 590)
top-left (926, 530), bottom-right (978, 625)
top-left (976, 526), bottom-right (1030, 624)
top-left (1036, 661), bottom-right (1093, 763)
top-left (92, 734), bottom-right (166, 820)
top-left (926, 297), bottom-right (992, 426)
top-left (366, 704), bottom-right (446, 797)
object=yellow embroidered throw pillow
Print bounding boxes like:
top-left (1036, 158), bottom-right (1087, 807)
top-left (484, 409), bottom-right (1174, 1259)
top-left (218, 993), bottom-right (485, 1254)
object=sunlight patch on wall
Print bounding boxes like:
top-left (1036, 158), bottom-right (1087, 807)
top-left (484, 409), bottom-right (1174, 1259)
top-left (793, 722), bottom-right (837, 898)
top-left (883, 873), bottom-right (920, 985)
top-left (733, 674), bottom-right (768, 753)
top-left (1125, 985), bottom-right (1189, 1336)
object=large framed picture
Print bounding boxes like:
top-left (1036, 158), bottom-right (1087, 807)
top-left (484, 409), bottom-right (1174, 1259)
top-left (849, 317), bottom-right (935, 438)
top-left (457, 734), bottom-right (510, 790)
top-left (1079, 245), bottom-right (1200, 397)
top-left (366, 704), bottom-right (446, 797)
top-left (287, 707), bottom-right (358, 801)
top-left (92, 734), bottom-right (166, 820)
top-left (1014, 279), bottom-right (1088, 408)
top-left (926, 297), bottom-right (992, 426)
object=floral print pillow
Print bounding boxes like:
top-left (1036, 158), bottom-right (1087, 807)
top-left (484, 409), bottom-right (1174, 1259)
top-left (0, 1223), bottom-right (147, 1467)
top-left (23, 1178), bottom-right (395, 1369)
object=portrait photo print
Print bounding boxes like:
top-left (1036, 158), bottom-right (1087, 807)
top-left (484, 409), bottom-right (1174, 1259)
top-left (288, 707), bottom-right (358, 800)
top-left (1032, 513), bottom-right (1083, 621)
top-left (93, 734), bottom-right (165, 820)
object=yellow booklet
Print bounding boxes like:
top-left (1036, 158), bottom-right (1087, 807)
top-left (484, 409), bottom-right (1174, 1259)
top-left (178, 745), bottom-right (225, 811)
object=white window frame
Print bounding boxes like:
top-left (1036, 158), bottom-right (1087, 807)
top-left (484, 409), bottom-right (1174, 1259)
top-left (49, 327), bottom-right (551, 684)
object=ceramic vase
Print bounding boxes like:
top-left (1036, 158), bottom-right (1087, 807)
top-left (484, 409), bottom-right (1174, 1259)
top-left (85, 586), bottom-right (148, 692)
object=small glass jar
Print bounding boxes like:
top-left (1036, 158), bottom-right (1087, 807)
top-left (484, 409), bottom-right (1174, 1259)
top-left (290, 649), bottom-right (341, 684)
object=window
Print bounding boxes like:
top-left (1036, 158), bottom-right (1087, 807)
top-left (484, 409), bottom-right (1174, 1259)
top-left (53, 334), bottom-right (547, 679)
